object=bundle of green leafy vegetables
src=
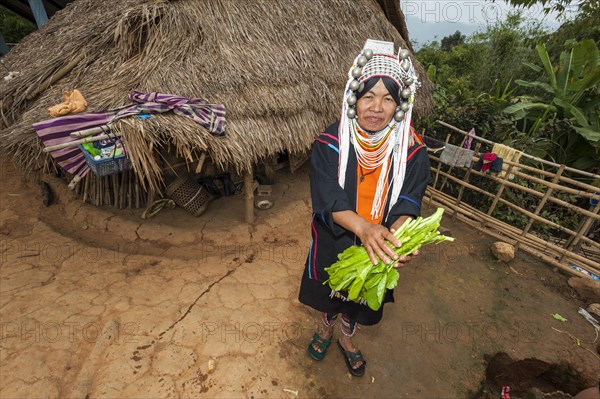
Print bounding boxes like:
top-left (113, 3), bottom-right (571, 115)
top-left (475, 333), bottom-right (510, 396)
top-left (324, 207), bottom-right (455, 311)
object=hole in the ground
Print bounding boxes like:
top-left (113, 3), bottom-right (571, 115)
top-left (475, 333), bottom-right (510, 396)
top-left (469, 352), bottom-right (594, 398)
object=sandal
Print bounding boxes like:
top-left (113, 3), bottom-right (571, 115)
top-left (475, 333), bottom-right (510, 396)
top-left (307, 332), bottom-right (332, 361)
top-left (337, 340), bottom-right (366, 377)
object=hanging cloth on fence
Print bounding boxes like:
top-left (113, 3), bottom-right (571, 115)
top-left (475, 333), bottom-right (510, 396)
top-left (492, 143), bottom-right (522, 179)
top-left (439, 143), bottom-right (474, 167)
top-left (463, 128), bottom-right (476, 150)
top-left (33, 90), bottom-right (227, 177)
top-left (474, 153), bottom-right (503, 173)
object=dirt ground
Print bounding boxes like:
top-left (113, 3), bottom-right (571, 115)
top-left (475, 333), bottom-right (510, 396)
top-left (1, 161), bottom-right (598, 399)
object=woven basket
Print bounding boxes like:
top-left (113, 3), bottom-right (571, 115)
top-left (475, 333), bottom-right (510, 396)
top-left (166, 176), bottom-right (214, 217)
top-left (79, 144), bottom-right (131, 176)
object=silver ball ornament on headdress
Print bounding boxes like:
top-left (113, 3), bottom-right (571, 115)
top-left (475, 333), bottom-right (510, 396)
top-left (401, 88), bottom-right (412, 99)
top-left (404, 77), bottom-right (414, 86)
top-left (346, 94), bottom-right (357, 106)
top-left (356, 55), bottom-right (368, 67)
top-left (400, 102), bottom-right (410, 112)
top-left (399, 49), bottom-right (411, 60)
top-left (401, 59), bottom-right (411, 71)
top-left (394, 110), bottom-right (405, 122)
top-left (358, 82), bottom-right (365, 92)
top-left (347, 107), bottom-right (357, 119)
top-left (349, 79), bottom-right (360, 91)
top-left (363, 49), bottom-right (373, 59)
top-left (351, 67), bottom-right (362, 78)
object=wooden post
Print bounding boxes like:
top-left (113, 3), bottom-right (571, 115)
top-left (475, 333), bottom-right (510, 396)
top-left (562, 199), bottom-right (600, 259)
top-left (146, 186), bottom-right (156, 209)
top-left (453, 142), bottom-right (480, 220)
top-left (244, 168), bottom-right (254, 224)
top-left (264, 161), bottom-right (275, 183)
top-left (28, 0), bottom-right (49, 27)
top-left (0, 33), bottom-right (8, 56)
top-left (520, 165), bottom-right (565, 238)
top-left (432, 133), bottom-right (451, 192)
top-left (484, 162), bottom-right (516, 225)
top-left (127, 170), bottom-right (133, 209)
top-left (195, 153), bottom-right (207, 174)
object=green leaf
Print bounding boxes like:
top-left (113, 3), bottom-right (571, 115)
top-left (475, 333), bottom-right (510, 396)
top-left (375, 272), bottom-right (388, 307)
top-left (427, 64), bottom-right (437, 81)
top-left (556, 48), bottom-right (573, 95)
top-left (551, 313), bottom-right (567, 322)
top-left (325, 208), bottom-right (454, 310)
top-left (536, 43), bottom-right (557, 90)
top-left (572, 39), bottom-right (599, 78)
top-left (522, 61), bottom-right (542, 73)
top-left (573, 127), bottom-right (600, 143)
top-left (348, 276), bottom-right (365, 300)
top-left (503, 102), bottom-right (556, 118)
top-left (335, 272), bottom-right (357, 291)
top-left (385, 268), bottom-right (400, 290)
top-left (514, 79), bottom-right (555, 95)
top-left (365, 286), bottom-right (381, 311)
top-left (357, 262), bottom-right (375, 281)
top-left (365, 273), bottom-right (383, 291)
top-left (553, 98), bottom-right (590, 127)
top-left (569, 69), bottom-right (600, 94)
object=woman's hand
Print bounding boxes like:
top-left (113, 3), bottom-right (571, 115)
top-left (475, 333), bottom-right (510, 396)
top-left (357, 220), bottom-right (402, 265)
top-left (390, 216), bottom-right (419, 268)
top-left (390, 249), bottom-right (419, 268)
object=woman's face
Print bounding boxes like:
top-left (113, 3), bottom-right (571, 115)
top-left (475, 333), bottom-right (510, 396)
top-left (356, 79), bottom-right (397, 132)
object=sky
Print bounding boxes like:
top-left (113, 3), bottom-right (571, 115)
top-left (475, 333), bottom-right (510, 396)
top-left (401, 0), bottom-right (576, 48)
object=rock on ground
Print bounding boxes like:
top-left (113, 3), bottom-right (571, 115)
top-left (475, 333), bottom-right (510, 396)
top-left (491, 242), bottom-right (515, 262)
top-left (568, 277), bottom-right (600, 303)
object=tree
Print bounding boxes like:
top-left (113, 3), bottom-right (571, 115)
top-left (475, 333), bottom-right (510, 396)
top-left (0, 6), bottom-right (35, 45)
top-left (498, 0), bottom-right (600, 18)
top-left (441, 31), bottom-right (466, 51)
top-left (504, 40), bottom-right (600, 170)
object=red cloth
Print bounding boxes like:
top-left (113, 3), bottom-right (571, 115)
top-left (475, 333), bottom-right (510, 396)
top-left (481, 153), bottom-right (497, 172)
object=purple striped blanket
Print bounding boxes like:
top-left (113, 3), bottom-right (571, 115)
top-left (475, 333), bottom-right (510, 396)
top-left (33, 90), bottom-right (226, 177)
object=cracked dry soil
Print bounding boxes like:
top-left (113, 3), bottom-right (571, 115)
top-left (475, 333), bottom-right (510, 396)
top-left (1, 161), bottom-right (598, 399)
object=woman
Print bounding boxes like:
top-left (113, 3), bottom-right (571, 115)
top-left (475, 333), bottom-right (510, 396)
top-left (298, 42), bottom-right (431, 377)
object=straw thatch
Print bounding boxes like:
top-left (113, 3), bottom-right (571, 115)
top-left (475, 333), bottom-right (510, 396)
top-left (0, 0), bottom-right (434, 194)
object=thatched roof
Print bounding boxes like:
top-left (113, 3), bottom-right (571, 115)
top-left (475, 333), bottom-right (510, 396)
top-left (0, 0), bottom-right (434, 192)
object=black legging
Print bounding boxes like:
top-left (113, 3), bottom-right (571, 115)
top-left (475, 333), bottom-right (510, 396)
top-left (323, 312), bottom-right (357, 337)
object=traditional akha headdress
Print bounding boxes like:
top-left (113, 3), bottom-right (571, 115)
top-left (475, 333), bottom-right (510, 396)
top-left (338, 39), bottom-right (420, 221)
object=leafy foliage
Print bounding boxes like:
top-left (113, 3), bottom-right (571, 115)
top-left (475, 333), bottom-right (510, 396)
top-left (416, 10), bottom-right (599, 172)
top-left (503, 40), bottom-right (600, 169)
top-left (441, 31), bottom-right (466, 51)
top-left (0, 6), bottom-right (35, 45)
top-left (498, 0), bottom-right (600, 20)
top-left (415, 6), bottom-right (599, 244)
top-left (324, 209), bottom-right (454, 311)
top-left (416, 13), bottom-right (542, 144)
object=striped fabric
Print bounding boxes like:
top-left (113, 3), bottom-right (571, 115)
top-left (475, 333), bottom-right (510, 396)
top-left (33, 90), bottom-right (227, 177)
top-left (127, 90), bottom-right (226, 135)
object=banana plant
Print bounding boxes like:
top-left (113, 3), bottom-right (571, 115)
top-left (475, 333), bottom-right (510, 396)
top-left (504, 39), bottom-right (600, 147)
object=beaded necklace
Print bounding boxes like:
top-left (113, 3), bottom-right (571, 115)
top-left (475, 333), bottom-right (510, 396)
top-left (352, 119), bottom-right (396, 183)
top-left (352, 119), bottom-right (397, 170)
top-left (351, 119), bottom-right (400, 218)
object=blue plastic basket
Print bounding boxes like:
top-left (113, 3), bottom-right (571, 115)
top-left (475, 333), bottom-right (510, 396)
top-left (79, 144), bottom-right (131, 177)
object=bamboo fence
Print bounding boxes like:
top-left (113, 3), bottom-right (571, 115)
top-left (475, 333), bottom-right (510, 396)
top-left (425, 121), bottom-right (600, 280)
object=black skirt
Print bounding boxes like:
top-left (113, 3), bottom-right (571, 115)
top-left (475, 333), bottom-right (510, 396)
top-left (298, 271), bottom-right (394, 326)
